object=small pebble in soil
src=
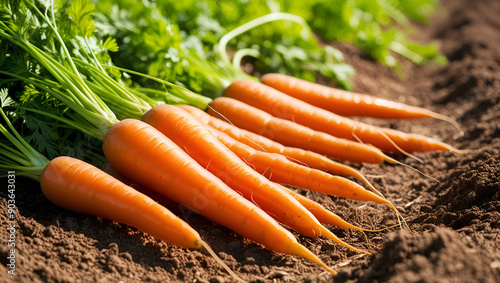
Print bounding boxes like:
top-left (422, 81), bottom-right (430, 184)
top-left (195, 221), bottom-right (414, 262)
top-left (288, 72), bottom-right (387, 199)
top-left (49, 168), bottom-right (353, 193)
top-left (118, 252), bottom-right (132, 261)
top-left (264, 270), bottom-right (290, 279)
top-left (260, 265), bottom-right (269, 274)
top-left (209, 275), bottom-right (226, 283)
top-left (82, 253), bottom-right (95, 262)
top-left (43, 227), bottom-right (56, 237)
top-left (78, 262), bottom-right (89, 270)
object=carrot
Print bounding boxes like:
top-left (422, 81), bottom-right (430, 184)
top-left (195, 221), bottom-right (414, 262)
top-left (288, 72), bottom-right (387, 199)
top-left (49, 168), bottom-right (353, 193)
top-left (102, 118), bottom-right (338, 274)
top-left (141, 105), bottom-right (370, 255)
top-left (41, 157), bottom-right (242, 281)
top-left (1, 105), bottom-right (206, 250)
top-left (206, 125), bottom-right (387, 205)
top-left (102, 162), bottom-right (183, 214)
top-left (223, 80), bottom-right (459, 154)
top-left (201, 125), bottom-right (403, 227)
top-left (179, 104), bottom-right (380, 191)
top-left (206, 96), bottom-right (398, 164)
top-left (40, 156), bottom-right (202, 249)
top-left (261, 73), bottom-right (463, 130)
top-left (204, 129), bottom-right (406, 229)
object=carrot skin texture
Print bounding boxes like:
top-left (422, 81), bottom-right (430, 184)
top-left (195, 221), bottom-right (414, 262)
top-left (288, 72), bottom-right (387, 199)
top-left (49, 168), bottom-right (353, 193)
top-left (224, 80), bottom-right (456, 154)
top-left (40, 156), bottom-right (201, 249)
top-left (142, 105), bottom-right (322, 236)
top-left (180, 104), bottom-right (378, 189)
top-left (208, 126), bottom-right (389, 205)
top-left (203, 103), bottom-right (403, 226)
top-left (104, 119), bottom-right (338, 273)
top-left (283, 187), bottom-right (372, 231)
top-left (102, 162), bottom-right (182, 214)
top-left (142, 105), bottom-right (369, 256)
top-left (102, 119), bottom-right (315, 255)
top-left (207, 97), bottom-right (388, 163)
top-left (261, 73), bottom-right (434, 119)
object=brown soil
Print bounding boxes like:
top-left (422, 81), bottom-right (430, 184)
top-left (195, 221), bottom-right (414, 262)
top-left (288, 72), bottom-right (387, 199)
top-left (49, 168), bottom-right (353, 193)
top-left (1, 0), bottom-right (499, 282)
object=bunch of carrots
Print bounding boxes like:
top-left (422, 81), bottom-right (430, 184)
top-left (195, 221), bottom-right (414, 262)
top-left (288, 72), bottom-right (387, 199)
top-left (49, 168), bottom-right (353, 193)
top-left (0, 0), bottom-right (461, 280)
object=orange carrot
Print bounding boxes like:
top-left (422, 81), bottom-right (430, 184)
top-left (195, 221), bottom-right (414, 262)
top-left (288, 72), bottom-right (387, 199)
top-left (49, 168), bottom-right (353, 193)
top-left (40, 156), bottom-right (201, 249)
top-left (261, 73), bottom-right (462, 126)
top-left (224, 80), bottom-right (459, 154)
top-left (102, 118), bottom-right (337, 274)
top-left (201, 125), bottom-right (403, 227)
top-left (102, 162), bottom-right (182, 214)
top-left (202, 126), bottom-right (400, 229)
top-left (179, 104), bottom-right (379, 191)
top-left (207, 97), bottom-right (398, 164)
top-left (142, 105), bottom-right (369, 255)
top-left (206, 125), bottom-right (388, 205)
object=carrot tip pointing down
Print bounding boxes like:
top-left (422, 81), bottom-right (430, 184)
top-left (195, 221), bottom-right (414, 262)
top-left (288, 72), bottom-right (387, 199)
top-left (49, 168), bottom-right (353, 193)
top-left (320, 227), bottom-right (371, 256)
top-left (289, 242), bottom-right (337, 275)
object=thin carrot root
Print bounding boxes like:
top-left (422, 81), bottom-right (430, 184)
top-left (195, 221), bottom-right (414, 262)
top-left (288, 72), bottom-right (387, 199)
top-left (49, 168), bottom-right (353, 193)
top-left (349, 131), bottom-right (436, 197)
top-left (288, 242), bottom-right (337, 275)
top-left (199, 240), bottom-right (245, 283)
top-left (360, 177), bottom-right (409, 231)
top-left (366, 223), bottom-right (401, 232)
top-left (372, 130), bottom-right (446, 184)
top-left (327, 215), bottom-right (400, 233)
top-left (424, 110), bottom-right (465, 140)
top-left (360, 184), bottom-right (408, 231)
top-left (319, 227), bottom-right (371, 255)
top-left (324, 214), bottom-right (400, 233)
top-left (386, 201), bottom-right (409, 230)
top-left (376, 130), bottom-right (426, 163)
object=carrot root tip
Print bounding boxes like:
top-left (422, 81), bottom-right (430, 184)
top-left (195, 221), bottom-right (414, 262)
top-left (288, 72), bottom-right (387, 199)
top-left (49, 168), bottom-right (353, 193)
top-left (289, 242), bottom-right (337, 275)
top-left (199, 239), bottom-right (244, 282)
top-left (321, 227), bottom-right (371, 256)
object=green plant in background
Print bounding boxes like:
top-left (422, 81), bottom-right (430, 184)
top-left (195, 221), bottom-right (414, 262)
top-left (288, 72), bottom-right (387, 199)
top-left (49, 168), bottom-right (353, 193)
top-left (297, 0), bottom-right (447, 67)
top-left (92, 0), bottom-right (446, 93)
top-left (93, 0), bottom-right (356, 91)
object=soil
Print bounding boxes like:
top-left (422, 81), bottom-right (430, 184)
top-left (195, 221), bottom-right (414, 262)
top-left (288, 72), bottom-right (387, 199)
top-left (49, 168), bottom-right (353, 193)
top-left (1, 0), bottom-right (499, 282)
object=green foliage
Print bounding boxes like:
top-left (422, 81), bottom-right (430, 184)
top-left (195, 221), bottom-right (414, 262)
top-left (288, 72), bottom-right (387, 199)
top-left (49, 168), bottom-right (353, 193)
top-left (0, 0), bottom-right (447, 170)
top-left (67, 0), bottom-right (96, 37)
top-left (0, 63), bottom-right (104, 161)
top-left (293, 0), bottom-right (445, 67)
top-left (93, 0), bottom-right (445, 92)
top-left (1, 0), bottom-right (208, 164)
top-left (93, 0), bottom-right (355, 90)
top-left (0, 0), bottom-right (115, 163)
top-left (0, 88), bottom-right (13, 108)
top-left (101, 36), bottom-right (119, 52)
